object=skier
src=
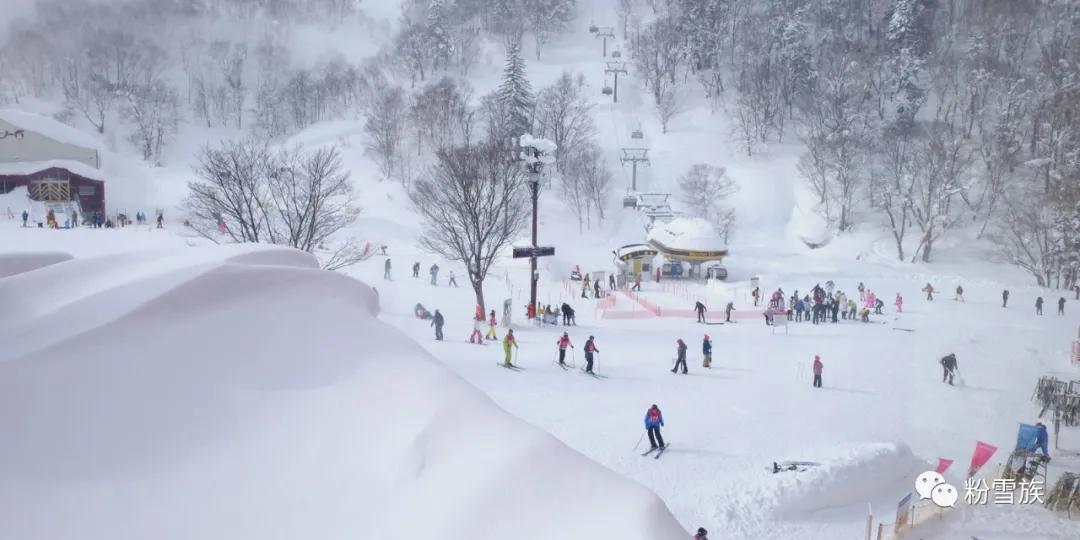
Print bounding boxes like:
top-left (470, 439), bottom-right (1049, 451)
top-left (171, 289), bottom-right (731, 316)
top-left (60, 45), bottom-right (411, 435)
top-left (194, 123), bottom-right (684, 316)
top-left (429, 263), bottom-right (439, 285)
top-left (722, 301), bottom-right (733, 322)
top-left (812, 355), bottom-right (823, 388)
top-left (632, 273), bottom-right (642, 292)
top-left (556, 332), bottom-right (574, 366)
top-left (412, 262), bottom-right (420, 278)
top-left (584, 335), bottom-right (599, 373)
top-left (469, 315), bottom-right (483, 344)
top-left (594, 279), bottom-right (601, 298)
top-left (383, 258), bottom-right (391, 280)
top-left (486, 309), bottom-right (498, 340)
top-left (448, 270), bottom-right (458, 288)
top-left (561, 302), bottom-right (573, 325)
top-left (752, 286), bottom-right (760, 307)
top-left (895, 293), bottom-right (903, 313)
top-left (955, 285), bottom-right (965, 302)
top-left (431, 309), bottom-right (444, 341)
top-left (502, 329), bottom-right (519, 366)
top-left (21, 209), bottom-right (28, 227)
top-left (923, 283), bottom-right (935, 301)
top-left (694, 528), bottom-right (708, 540)
top-left (794, 296), bottom-right (805, 321)
top-left (702, 334), bottom-right (713, 368)
top-left (1002, 289), bottom-right (1010, 308)
top-left (581, 274), bottom-right (591, 298)
top-left (156, 213), bottom-right (163, 228)
top-left (1036, 296), bottom-right (1044, 315)
top-left (848, 299), bottom-right (857, 320)
top-left (644, 404), bottom-right (665, 450)
top-left (694, 301), bottom-right (707, 323)
top-left (832, 297), bottom-right (841, 322)
top-left (1031, 421), bottom-right (1050, 458)
top-left (609, 274), bottom-right (616, 291)
top-left (1059, 297), bottom-right (1066, 315)
top-left (858, 282), bottom-right (866, 302)
top-left (940, 353), bottom-right (958, 386)
top-left (874, 297), bottom-right (884, 315)
top-left (672, 338), bottom-right (688, 374)
top-left (474, 304), bottom-right (484, 321)
top-left (71, 210), bottom-right (78, 227)
top-left (865, 290), bottom-right (877, 312)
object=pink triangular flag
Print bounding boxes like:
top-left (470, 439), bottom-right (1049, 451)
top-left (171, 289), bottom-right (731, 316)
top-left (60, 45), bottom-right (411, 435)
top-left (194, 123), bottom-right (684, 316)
top-left (935, 458), bottom-right (953, 474)
top-left (967, 441), bottom-right (998, 478)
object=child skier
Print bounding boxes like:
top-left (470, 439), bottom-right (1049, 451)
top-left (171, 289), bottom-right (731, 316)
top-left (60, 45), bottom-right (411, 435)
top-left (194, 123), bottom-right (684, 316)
top-left (954, 285), bottom-right (964, 302)
top-left (812, 355), bottom-right (823, 388)
top-left (702, 335), bottom-right (713, 368)
top-left (469, 315), bottom-right (483, 344)
top-left (923, 283), bottom-right (934, 301)
top-left (858, 282), bottom-right (866, 302)
top-left (672, 339), bottom-right (688, 374)
top-left (486, 309), bottom-right (498, 340)
top-left (556, 332), bottom-right (574, 366)
top-left (502, 329), bottom-right (518, 366)
top-left (644, 404), bottom-right (665, 450)
top-left (895, 293), bottom-right (903, 313)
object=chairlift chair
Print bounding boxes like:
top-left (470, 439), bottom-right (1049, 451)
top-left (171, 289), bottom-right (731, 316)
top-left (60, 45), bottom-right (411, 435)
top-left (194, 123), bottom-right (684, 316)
top-left (612, 50), bottom-right (622, 58)
top-left (631, 128), bottom-right (643, 139)
top-left (602, 85), bottom-right (613, 96)
top-left (588, 23), bottom-right (598, 33)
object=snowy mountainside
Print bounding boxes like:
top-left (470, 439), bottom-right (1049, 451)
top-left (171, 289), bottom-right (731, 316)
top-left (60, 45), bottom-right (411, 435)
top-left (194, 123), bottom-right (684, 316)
top-left (0, 242), bottom-right (688, 540)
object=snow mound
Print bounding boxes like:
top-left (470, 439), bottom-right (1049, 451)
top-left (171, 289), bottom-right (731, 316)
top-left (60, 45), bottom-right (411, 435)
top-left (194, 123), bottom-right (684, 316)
top-left (788, 186), bottom-right (831, 249)
top-left (723, 443), bottom-right (926, 522)
top-left (0, 250), bottom-right (72, 278)
top-left (0, 245), bottom-right (685, 540)
top-left (646, 217), bottom-right (728, 252)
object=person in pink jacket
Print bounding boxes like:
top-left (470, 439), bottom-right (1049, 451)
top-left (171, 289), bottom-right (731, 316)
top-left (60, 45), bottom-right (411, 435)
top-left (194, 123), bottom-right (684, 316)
top-left (812, 355), bottom-right (823, 388)
top-left (865, 290), bottom-right (876, 311)
top-left (895, 293), bottom-right (903, 313)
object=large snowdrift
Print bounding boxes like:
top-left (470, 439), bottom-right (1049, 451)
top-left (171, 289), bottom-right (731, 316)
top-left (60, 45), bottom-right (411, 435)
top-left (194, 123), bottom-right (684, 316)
top-left (0, 245), bottom-right (686, 540)
top-left (646, 217), bottom-right (728, 253)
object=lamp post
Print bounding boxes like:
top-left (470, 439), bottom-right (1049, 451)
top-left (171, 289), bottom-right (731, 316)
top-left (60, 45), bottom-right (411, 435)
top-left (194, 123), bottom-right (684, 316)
top-left (513, 134), bottom-right (557, 319)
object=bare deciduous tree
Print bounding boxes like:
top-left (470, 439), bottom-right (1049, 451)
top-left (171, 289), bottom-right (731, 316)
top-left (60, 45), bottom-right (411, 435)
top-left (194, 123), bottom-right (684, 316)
top-left (535, 71), bottom-right (595, 174)
top-left (409, 142), bottom-right (529, 313)
top-left (677, 163), bottom-right (738, 242)
top-left (123, 79), bottom-right (181, 162)
top-left (364, 85), bottom-right (408, 180)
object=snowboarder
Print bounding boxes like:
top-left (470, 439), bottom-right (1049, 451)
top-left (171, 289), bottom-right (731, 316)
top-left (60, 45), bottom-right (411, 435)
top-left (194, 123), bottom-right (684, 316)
top-left (694, 528), bottom-right (708, 540)
top-left (561, 302), bottom-right (578, 326)
top-left (672, 339), bottom-right (688, 374)
top-left (895, 293), bottom-right (903, 313)
top-left (812, 355), bottom-right (823, 388)
top-left (725, 301), bottom-right (735, 322)
top-left (1059, 297), bottom-right (1066, 315)
top-left (584, 336), bottom-right (599, 373)
top-left (954, 285), bottom-right (965, 302)
top-left (429, 263), bottom-right (439, 285)
top-left (1002, 289), bottom-right (1009, 308)
top-left (1031, 421), bottom-right (1050, 458)
top-left (1036, 296), bottom-right (1044, 315)
top-left (502, 329), bottom-right (518, 366)
top-left (556, 332), bottom-right (574, 366)
top-left (702, 335), bottom-right (713, 368)
top-left (412, 262), bottom-right (420, 278)
top-left (694, 301), bottom-right (707, 323)
top-left (383, 258), bottom-right (391, 280)
top-left (469, 315), bottom-right (483, 344)
top-left (752, 286), bottom-right (760, 307)
top-left (20, 209), bottom-right (28, 227)
top-left (923, 283), bottom-right (934, 301)
top-left (431, 309), bottom-right (444, 341)
top-left (644, 404), bottom-right (665, 450)
top-left (487, 310), bottom-right (498, 340)
top-left (940, 353), bottom-right (958, 386)
top-left (448, 270), bottom-right (458, 287)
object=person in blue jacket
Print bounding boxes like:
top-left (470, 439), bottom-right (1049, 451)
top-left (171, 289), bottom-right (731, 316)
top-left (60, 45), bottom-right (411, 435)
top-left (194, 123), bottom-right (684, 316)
top-left (702, 335), bottom-right (713, 368)
top-left (1031, 421), bottom-right (1050, 458)
top-left (644, 404), bottom-right (665, 449)
top-left (794, 297), bottom-right (805, 321)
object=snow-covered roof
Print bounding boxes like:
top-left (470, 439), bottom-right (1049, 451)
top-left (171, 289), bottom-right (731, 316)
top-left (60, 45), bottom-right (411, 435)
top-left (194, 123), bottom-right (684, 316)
top-left (0, 159), bottom-right (106, 181)
top-left (646, 217), bottom-right (729, 259)
top-left (0, 109), bottom-right (104, 151)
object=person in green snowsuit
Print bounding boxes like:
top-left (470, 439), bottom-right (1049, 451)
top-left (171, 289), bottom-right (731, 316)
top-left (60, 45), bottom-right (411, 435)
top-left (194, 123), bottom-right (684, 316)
top-left (503, 329), bottom-right (519, 365)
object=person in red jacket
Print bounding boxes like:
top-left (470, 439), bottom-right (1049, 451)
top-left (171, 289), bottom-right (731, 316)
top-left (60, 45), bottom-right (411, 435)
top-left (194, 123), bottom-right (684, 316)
top-left (556, 332), bottom-right (574, 366)
top-left (584, 336), bottom-right (599, 373)
top-left (693, 527), bottom-right (708, 540)
top-left (812, 355), bottom-right (823, 388)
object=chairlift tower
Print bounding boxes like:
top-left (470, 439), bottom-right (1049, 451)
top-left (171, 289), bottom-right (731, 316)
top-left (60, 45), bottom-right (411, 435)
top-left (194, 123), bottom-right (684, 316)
top-left (620, 148), bottom-right (650, 191)
top-left (595, 27), bottom-right (615, 57)
top-left (605, 62), bottom-right (628, 103)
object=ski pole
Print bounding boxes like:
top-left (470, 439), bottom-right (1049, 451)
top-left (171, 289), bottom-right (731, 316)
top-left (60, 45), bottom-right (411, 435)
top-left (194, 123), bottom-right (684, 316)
top-left (633, 431), bottom-right (645, 451)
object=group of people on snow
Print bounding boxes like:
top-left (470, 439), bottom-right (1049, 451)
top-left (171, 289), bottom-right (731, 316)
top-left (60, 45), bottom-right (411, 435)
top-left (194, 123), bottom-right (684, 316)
top-left (21, 208), bottom-right (160, 229)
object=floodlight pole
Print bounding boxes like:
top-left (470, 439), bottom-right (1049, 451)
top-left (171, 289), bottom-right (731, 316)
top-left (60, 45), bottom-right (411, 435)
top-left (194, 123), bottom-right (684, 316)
top-left (514, 139), bottom-right (548, 318)
top-left (605, 62), bottom-right (627, 103)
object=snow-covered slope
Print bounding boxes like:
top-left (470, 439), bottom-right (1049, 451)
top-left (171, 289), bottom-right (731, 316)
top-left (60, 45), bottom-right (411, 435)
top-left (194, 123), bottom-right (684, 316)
top-left (0, 243), bottom-right (687, 540)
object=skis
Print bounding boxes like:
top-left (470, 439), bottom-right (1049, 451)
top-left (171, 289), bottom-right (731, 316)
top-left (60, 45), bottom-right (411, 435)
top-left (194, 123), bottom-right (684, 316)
top-left (581, 370), bottom-right (608, 379)
top-left (498, 363), bottom-right (525, 371)
top-left (555, 362), bottom-right (569, 371)
top-left (705, 321), bottom-right (725, 325)
top-left (640, 444), bottom-right (671, 459)
top-left (768, 461), bottom-right (820, 473)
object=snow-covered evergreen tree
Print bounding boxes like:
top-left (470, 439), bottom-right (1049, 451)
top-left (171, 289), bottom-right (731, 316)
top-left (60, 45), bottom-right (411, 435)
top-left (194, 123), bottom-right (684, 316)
top-left (497, 43), bottom-right (534, 141)
top-left (427, 0), bottom-right (452, 72)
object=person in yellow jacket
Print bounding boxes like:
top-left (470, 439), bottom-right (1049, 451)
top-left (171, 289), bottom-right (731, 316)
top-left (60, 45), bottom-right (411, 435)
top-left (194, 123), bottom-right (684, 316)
top-left (503, 329), bottom-right (518, 366)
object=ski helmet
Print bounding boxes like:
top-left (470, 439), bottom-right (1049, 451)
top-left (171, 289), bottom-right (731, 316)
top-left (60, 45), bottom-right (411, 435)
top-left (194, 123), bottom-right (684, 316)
top-left (704, 334), bottom-right (710, 340)
top-left (589, 335), bottom-right (594, 339)
top-left (563, 332), bottom-right (568, 336)
top-left (697, 528), bottom-right (707, 535)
